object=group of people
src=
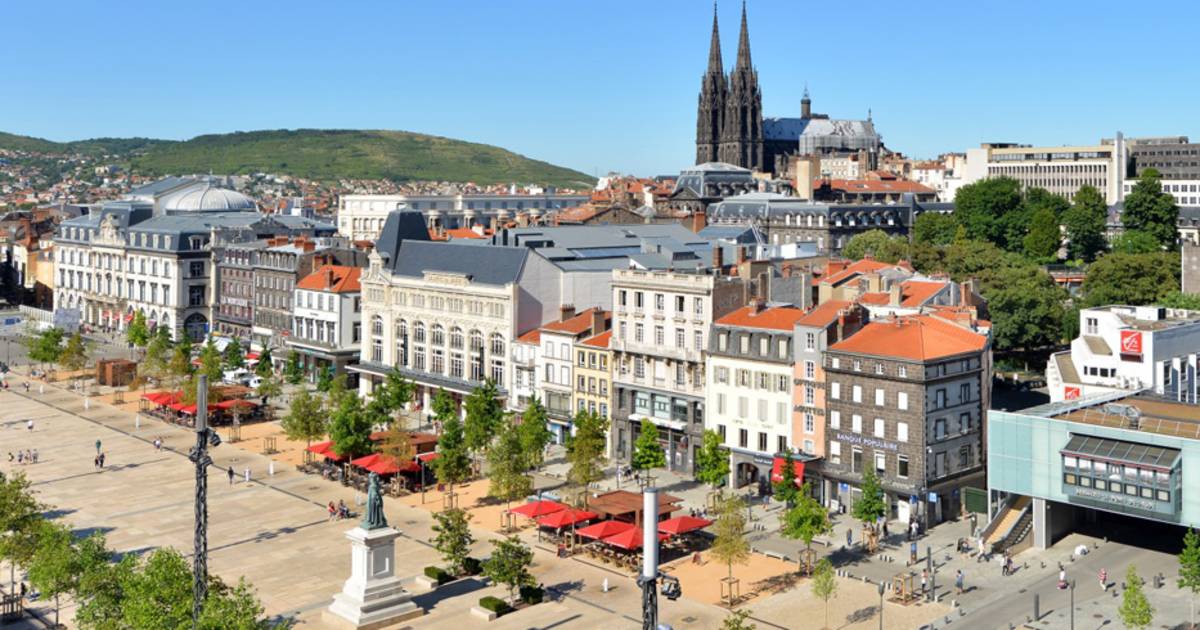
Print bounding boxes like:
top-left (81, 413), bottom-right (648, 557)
top-left (7, 449), bottom-right (38, 464)
top-left (327, 500), bottom-right (351, 520)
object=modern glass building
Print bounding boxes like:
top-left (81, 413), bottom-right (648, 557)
top-left (988, 392), bottom-right (1200, 549)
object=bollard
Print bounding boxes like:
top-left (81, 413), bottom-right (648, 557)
top-left (135, 414), bottom-right (140, 429)
top-left (269, 461), bottom-right (275, 476)
top-left (1033, 593), bottom-right (1040, 620)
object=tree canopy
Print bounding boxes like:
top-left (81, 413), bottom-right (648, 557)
top-left (1022, 206), bottom-right (1061, 262)
top-left (1111, 229), bottom-right (1162, 254)
top-left (711, 494), bottom-right (750, 581)
top-left (953, 177), bottom-right (1025, 250)
top-left (222, 338), bottom-right (245, 371)
top-left (487, 416), bottom-right (533, 508)
top-left (25, 327), bottom-right (64, 368)
top-left (1083, 252), bottom-right (1179, 307)
top-left (1063, 185), bottom-right (1108, 262)
top-left (280, 388), bottom-right (326, 448)
top-left (693, 429), bottom-right (730, 491)
top-left (912, 212), bottom-right (958, 246)
top-left (464, 379), bottom-right (505, 462)
top-left (327, 389), bottom-right (375, 459)
top-left (631, 420), bottom-right (667, 472)
top-left (431, 508), bottom-right (475, 576)
top-left (566, 409), bottom-right (608, 505)
top-left (1118, 564), bottom-right (1154, 629)
top-left (433, 402), bottom-right (472, 489)
top-left (126, 311), bottom-right (149, 349)
top-left (1122, 168), bottom-right (1179, 249)
top-left (851, 468), bottom-right (886, 525)
top-left (771, 450), bottom-right (800, 506)
top-left (841, 230), bottom-right (910, 263)
top-left (517, 398), bottom-right (553, 471)
top-left (483, 536), bottom-right (535, 606)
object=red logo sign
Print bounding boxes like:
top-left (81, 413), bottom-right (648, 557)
top-left (1120, 331), bottom-right (1143, 355)
top-left (1064, 386), bottom-right (1081, 400)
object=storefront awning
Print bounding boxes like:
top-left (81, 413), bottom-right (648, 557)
top-left (1061, 434), bottom-right (1181, 470)
top-left (770, 457), bottom-right (805, 486)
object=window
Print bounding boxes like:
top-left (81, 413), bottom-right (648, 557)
top-left (777, 402), bottom-right (787, 425)
top-left (620, 322), bottom-right (627, 340)
top-left (853, 360), bottom-right (861, 372)
top-left (830, 382), bottom-right (840, 399)
top-left (1085, 317), bottom-right (1098, 335)
top-left (852, 385), bottom-right (862, 403)
top-left (758, 432), bottom-right (768, 452)
top-left (635, 358), bottom-right (646, 379)
top-left (655, 293), bottom-right (664, 311)
top-left (718, 333), bottom-right (728, 351)
top-left (960, 413), bottom-right (971, 433)
top-left (778, 435), bottom-right (788, 453)
top-left (619, 290), bottom-right (627, 307)
top-left (804, 384), bottom-right (815, 405)
top-left (803, 413), bottom-right (814, 433)
top-left (875, 388), bottom-right (884, 406)
top-left (852, 447), bottom-right (863, 472)
top-left (875, 452), bottom-right (886, 475)
top-left (960, 383), bottom-right (971, 403)
top-left (635, 291), bottom-right (644, 309)
top-left (852, 414), bottom-right (862, 433)
top-left (675, 328), bottom-right (684, 348)
top-left (777, 375), bottom-right (789, 392)
top-left (830, 441), bottom-right (841, 465)
top-left (831, 357), bottom-right (840, 369)
top-left (715, 366), bottom-right (728, 384)
top-left (829, 411), bottom-right (840, 429)
top-left (935, 418), bottom-right (947, 439)
top-left (694, 297), bottom-right (703, 316)
top-left (738, 429), bottom-right (748, 448)
top-left (717, 393), bottom-right (726, 414)
top-left (959, 445), bottom-right (971, 468)
top-left (897, 422), bottom-right (908, 443)
top-left (804, 361), bottom-right (815, 379)
top-left (654, 326), bottom-right (665, 346)
top-left (898, 365), bottom-right (907, 378)
top-left (935, 389), bottom-right (947, 408)
top-left (740, 335), bottom-right (749, 353)
top-left (897, 455), bottom-right (909, 478)
top-left (717, 424), bottom-right (727, 441)
top-left (757, 373), bottom-right (769, 390)
top-left (694, 330), bottom-right (703, 351)
top-left (898, 392), bottom-right (908, 411)
top-left (805, 332), bottom-right (815, 350)
top-left (874, 418), bottom-right (885, 438)
top-left (874, 363), bottom-right (884, 375)
top-left (675, 363), bottom-right (686, 386)
top-left (635, 324), bottom-right (644, 343)
top-left (738, 396), bottom-right (748, 418)
top-left (757, 400), bottom-right (767, 422)
top-left (675, 295), bottom-right (685, 313)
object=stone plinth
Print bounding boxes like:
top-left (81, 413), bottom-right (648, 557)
top-left (324, 526), bottom-right (423, 629)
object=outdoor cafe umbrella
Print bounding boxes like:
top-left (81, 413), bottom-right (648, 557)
top-left (536, 508), bottom-right (597, 530)
top-left (656, 515), bottom-right (713, 536)
top-left (349, 453), bottom-right (418, 476)
top-left (600, 527), bottom-right (669, 551)
top-left (305, 440), bottom-right (344, 462)
top-left (509, 500), bottom-right (566, 519)
top-left (575, 519), bottom-right (634, 541)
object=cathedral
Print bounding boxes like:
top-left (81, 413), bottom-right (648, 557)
top-left (696, 3), bottom-right (882, 175)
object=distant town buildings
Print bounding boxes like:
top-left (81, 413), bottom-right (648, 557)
top-left (336, 192), bottom-right (588, 241)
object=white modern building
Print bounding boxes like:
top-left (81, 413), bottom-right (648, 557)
top-left (287, 265), bottom-right (363, 379)
top-left (1047, 306), bottom-right (1200, 403)
top-left (337, 193), bottom-right (588, 242)
top-left (534, 307), bottom-right (608, 443)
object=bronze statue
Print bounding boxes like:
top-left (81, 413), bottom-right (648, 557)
top-left (362, 472), bottom-right (388, 530)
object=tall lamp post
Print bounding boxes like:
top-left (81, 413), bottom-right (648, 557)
top-left (878, 580), bottom-right (885, 630)
top-left (187, 375), bottom-right (221, 627)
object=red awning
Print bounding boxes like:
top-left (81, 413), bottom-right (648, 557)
top-left (600, 527), bottom-right (668, 551)
top-left (770, 458), bottom-right (806, 486)
top-left (657, 515), bottom-right (714, 536)
top-left (349, 453), bottom-right (416, 475)
top-left (305, 441), bottom-right (344, 461)
top-left (575, 519), bottom-right (634, 541)
top-left (141, 391), bottom-right (182, 406)
top-left (179, 404), bottom-right (197, 415)
top-left (416, 452), bottom-right (440, 463)
top-left (536, 508), bottom-right (597, 530)
top-left (246, 352), bottom-right (260, 360)
top-left (509, 500), bottom-right (566, 519)
top-left (124, 312), bottom-right (134, 322)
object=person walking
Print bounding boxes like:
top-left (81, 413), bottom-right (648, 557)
top-left (977, 537), bottom-right (986, 562)
top-left (31, 449), bottom-right (38, 464)
top-left (846, 527), bottom-right (853, 548)
top-left (921, 569), bottom-right (928, 595)
top-left (16, 451), bottom-right (23, 464)
top-left (26, 418), bottom-right (33, 432)
top-left (22, 381), bottom-right (29, 394)
top-left (98, 452), bottom-right (105, 469)
top-left (243, 467), bottom-right (250, 483)
top-left (955, 569), bottom-right (964, 595)
top-left (327, 501), bottom-right (337, 521)
top-left (95, 439), bottom-right (102, 454)
top-left (228, 467), bottom-right (235, 486)
top-left (1099, 568), bottom-right (1108, 591)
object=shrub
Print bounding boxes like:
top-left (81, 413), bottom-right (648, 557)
top-left (423, 566), bottom-right (451, 584)
top-left (478, 595), bottom-right (511, 615)
top-left (519, 585), bottom-right (544, 605)
top-left (462, 556), bottom-right (482, 576)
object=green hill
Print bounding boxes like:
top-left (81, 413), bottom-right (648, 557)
top-left (0, 129), bottom-right (594, 188)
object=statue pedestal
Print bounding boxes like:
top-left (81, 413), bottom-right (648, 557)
top-left (325, 526), bottom-right (423, 629)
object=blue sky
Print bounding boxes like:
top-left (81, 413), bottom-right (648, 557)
top-left (4, 0), bottom-right (1199, 176)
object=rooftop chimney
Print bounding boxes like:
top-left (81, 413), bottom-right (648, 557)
top-left (713, 246), bottom-right (724, 272)
top-left (688, 210), bottom-right (707, 233)
top-left (560, 304), bottom-right (576, 322)
top-left (736, 246), bottom-right (747, 265)
top-left (750, 297), bottom-right (765, 314)
top-left (591, 308), bottom-right (606, 335)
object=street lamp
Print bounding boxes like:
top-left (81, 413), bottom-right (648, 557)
top-left (1069, 580), bottom-right (1075, 630)
top-left (187, 375), bottom-right (220, 627)
top-left (877, 580), bottom-right (885, 630)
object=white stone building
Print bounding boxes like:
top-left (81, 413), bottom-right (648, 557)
top-left (337, 193), bottom-right (587, 242)
top-left (287, 265), bottom-right (363, 379)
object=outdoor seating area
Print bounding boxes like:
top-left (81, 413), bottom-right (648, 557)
top-left (300, 432), bottom-right (440, 496)
top-left (137, 389), bottom-right (263, 428)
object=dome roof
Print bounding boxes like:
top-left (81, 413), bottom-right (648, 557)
top-left (163, 185), bottom-right (257, 212)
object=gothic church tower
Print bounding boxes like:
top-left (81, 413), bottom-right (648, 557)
top-left (695, 4), bottom-right (726, 165)
top-left (717, 2), bottom-right (763, 171)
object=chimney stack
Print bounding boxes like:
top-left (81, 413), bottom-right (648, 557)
top-left (750, 297), bottom-right (765, 314)
top-left (736, 246), bottom-right (748, 265)
top-left (712, 246), bottom-right (724, 272)
top-left (688, 210), bottom-right (707, 233)
top-left (591, 308), bottom-right (606, 335)
top-left (560, 304), bottom-right (576, 321)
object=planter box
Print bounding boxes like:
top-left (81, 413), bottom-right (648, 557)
top-left (414, 575), bottom-right (439, 591)
top-left (470, 606), bottom-right (498, 622)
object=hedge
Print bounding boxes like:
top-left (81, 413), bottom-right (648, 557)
top-left (462, 557), bottom-right (482, 576)
top-left (478, 595), bottom-right (512, 615)
top-left (519, 585), bottom-right (544, 605)
top-left (423, 566), bottom-right (451, 584)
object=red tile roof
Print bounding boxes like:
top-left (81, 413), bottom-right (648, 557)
top-left (795, 300), bottom-right (854, 328)
top-left (899, 280), bottom-right (946, 307)
top-left (715, 304), bottom-right (807, 331)
top-left (542, 308), bottom-right (609, 335)
top-left (517, 329), bottom-right (541, 344)
top-left (817, 178), bottom-right (935, 195)
top-left (296, 265), bottom-right (361, 293)
top-left (444, 227), bottom-right (488, 240)
top-left (821, 258), bottom-right (894, 286)
top-left (580, 330), bottom-right (612, 348)
top-left (858, 292), bottom-right (889, 306)
top-left (829, 315), bottom-right (987, 361)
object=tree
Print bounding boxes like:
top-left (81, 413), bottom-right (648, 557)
top-left (27, 521), bottom-right (80, 626)
top-left (693, 429), bottom-right (730, 493)
top-left (1083, 252), bottom-right (1179, 307)
top-left (1123, 168), bottom-right (1179, 249)
top-left (431, 508), bottom-right (475, 576)
top-left (487, 417), bottom-right (533, 514)
top-left (72, 533), bottom-right (125, 630)
top-left (283, 349), bottom-right (304, 385)
top-left (254, 346), bottom-right (274, 378)
top-left (223, 337), bottom-right (245, 371)
top-left (315, 365), bottom-right (334, 393)
top-left (256, 374), bottom-right (282, 418)
top-left (58, 331), bottom-right (90, 386)
top-left (811, 558), bottom-right (838, 630)
top-left (772, 450), bottom-right (800, 506)
top-left (912, 212), bottom-right (958, 246)
top-left (281, 388), bottom-right (327, 454)
top-left (464, 379), bottom-right (505, 471)
top-left (126, 311), bottom-right (149, 354)
top-left (0, 471), bottom-right (44, 591)
top-left (1162, 291), bottom-right (1200, 311)
top-left (851, 468), bottom-right (886, 529)
top-left (433, 403), bottom-right (472, 498)
top-left (710, 494), bottom-right (750, 589)
top-left (721, 608), bottom-right (757, 630)
top-left (1111, 229), bottom-right (1162, 254)
top-left (953, 177), bottom-right (1024, 249)
top-left (197, 337), bottom-right (223, 383)
top-left (25, 326), bottom-right (64, 372)
top-left (780, 482), bottom-right (831, 574)
top-left (1063, 185), bottom-right (1108, 262)
top-left (483, 536), bottom-right (535, 606)
top-left (565, 409), bottom-right (608, 506)
top-left (842, 229), bottom-right (892, 261)
top-left (981, 265), bottom-right (1067, 351)
top-left (167, 339), bottom-right (194, 390)
top-left (378, 425), bottom-right (414, 474)
top-left (431, 387), bottom-right (458, 430)
top-left (375, 370), bottom-right (414, 428)
top-left (517, 398), bottom-right (552, 471)
top-left (142, 325), bottom-right (172, 386)
top-left (631, 420), bottom-right (667, 473)
top-left (1180, 528), bottom-right (1200, 629)
top-left (1024, 187), bottom-right (1070, 221)
top-left (1022, 206), bottom-right (1060, 262)
top-left (328, 390), bottom-right (374, 460)
top-left (1119, 564), bottom-right (1154, 629)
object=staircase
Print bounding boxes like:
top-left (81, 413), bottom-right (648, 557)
top-left (983, 495), bottom-right (1033, 554)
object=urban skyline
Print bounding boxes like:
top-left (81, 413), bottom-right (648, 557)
top-left (4, 0), bottom-right (1200, 175)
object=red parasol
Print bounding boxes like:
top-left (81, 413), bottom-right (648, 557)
top-left (536, 508), bottom-right (597, 529)
top-left (600, 527), bottom-right (668, 551)
top-left (509, 500), bottom-right (566, 519)
top-left (656, 515), bottom-right (714, 536)
top-left (575, 519), bottom-right (634, 541)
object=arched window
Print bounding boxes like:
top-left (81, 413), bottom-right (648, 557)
top-left (371, 315), bottom-right (383, 337)
top-left (395, 320), bottom-right (408, 368)
top-left (469, 330), bottom-right (484, 352)
top-left (490, 333), bottom-right (505, 357)
top-left (450, 327), bottom-right (463, 350)
top-left (414, 322), bottom-right (426, 344)
top-left (431, 324), bottom-right (445, 346)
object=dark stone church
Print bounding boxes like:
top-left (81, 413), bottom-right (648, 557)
top-left (696, 3), bottom-right (881, 175)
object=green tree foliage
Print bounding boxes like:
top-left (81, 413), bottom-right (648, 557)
top-left (1083, 252), bottom-right (1179, 307)
top-left (1122, 168), bottom-right (1179, 249)
top-left (142, 325), bottom-right (172, 383)
top-left (483, 536), bottom-right (536, 605)
top-left (126, 311), bottom-right (149, 351)
top-left (517, 398), bottom-right (553, 471)
top-left (431, 387), bottom-right (458, 427)
top-left (167, 339), bottom-right (193, 389)
top-left (1179, 528), bottom-right (1200, 629)
top-left (780, 482), bottom-right (832, 570)
top-left (983, 265), bottom-right (1067, 351)
top-left (1118, 564), bottom-right (1154, 629)
top-left (1111, 229), bottom-right (1162, 254)
top-left (711, 494), bottom-right (750, 581)
top-left (58, 331), bottom-right (89, 374)
top-left (254, 346), bottom-right (274, 378)
top-left (464, 379), bottom-right (505, 466)
top-left (772, 450), bottom-right (800, 506)
top-left (721, 608), bottom-right (757, 630)
top-left (223, 338), bottom-right (245, 370)
top-left (283, 349), bottom-right (304, 385)
top-left (328, 390), bottom-right (374, 459)
top-left (693, 429), bottom-right (730, 492)
top-left (851, 468), bottom-right (886, 526)
top-left (433, 399), bottom-right (472, 492)
top-left (811, 558), bottom-right (838, 630)
top-left (1022, 206), bottom-right (1061, 262)
top-left (912, 212), bottom-right (959, 246)
top-left (281, 388), bottom-right (327, 450)
top-left (487, 417), bottom-right (533, 510)
top-left (1024, 187), bottom-right (1071, 220)
top-left (374, 370), bottom-right (415, 428)
top-left (197, 337), bottom-right (223, 383)
top-left (565, 409), bottom-right (609, 506)
top-left (953, 177), bottom-right (1025, 250)
top-left (631, 420), bottom-right (667, 472)
top-left (25, 326), bottom-right (64, 370)
top-left (27, 521), bottom-right (83, 626)
top-left (315, 365), bottom-right (334, 393)
top-left (1160, 291), bottom-right (1200, 311)
top-left (842, 229), bottom-right (910, 263)
top-left (431, 508), bottom-right (475, 576)
top-left (1062, 185), bottom-right (1108, 262)
top-left (0, 471), bottom-right (44, 590)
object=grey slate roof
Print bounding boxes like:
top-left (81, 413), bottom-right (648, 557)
top-left (387, 240), bottom-right (528, 286)
top-left (128, 176), bottom-right (198, 197)
top-left (375, 211), bottom-right (432, 266)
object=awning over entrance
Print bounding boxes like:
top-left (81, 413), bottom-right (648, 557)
top-left (1061, 434), bottom-right (1181, 470)
top-left (769, 457), bottom-right (805, 486)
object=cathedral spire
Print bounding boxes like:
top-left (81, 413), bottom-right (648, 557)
top-left (706, 1), bottom-right (723, 76)
top-left (735, 0), bottom-right (752, 70)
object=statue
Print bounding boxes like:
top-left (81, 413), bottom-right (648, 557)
top-left (362, 472), bottom-right (388, 530)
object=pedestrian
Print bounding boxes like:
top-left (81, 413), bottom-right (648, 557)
top-left (228, 467), bottom-right (235, 486)
top-left (846, 527), bottom-right (853, 548)
top-left (16, 451), bottom-right (23, 464)
top-left (93, 454), bottom-right (99, 469)
top-left (882, 521), bottom-right (889, 539)
top-left (977, 537), bottom-right (986, 562)
top-left (6, 452), bottom-right (12, 462)
top-left (95, 439), bottom-right (102, 454)
top-left (910, 519), bottom-right (918, 541)
top-left (26, 418), bottom-right (33, 431)
top-left (955, 569), bottom-right (964, 595)
top-left (153, 438), bottom-right (162, 451)
top-left (31, 449), bottom-right (37, 464)
top-left (98, 452), bottom-right (105, 468)
top-left (327, 501), bottom-right (336, 521)
top-left (921, 569), bottom-right (928, 594)
top-left (22, 381), bottom-right (29, 393)
top-left (1058, 568), bottom-right (1067, 590)
top-left (1099, 568), bottom-right (1108, 591)
top-left (244, 467), bottom-right (251, 483)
